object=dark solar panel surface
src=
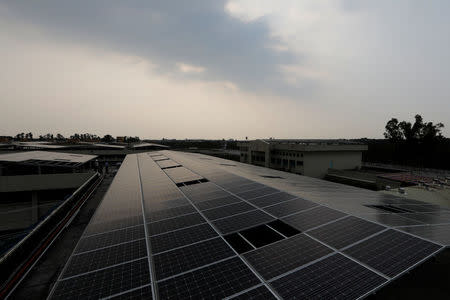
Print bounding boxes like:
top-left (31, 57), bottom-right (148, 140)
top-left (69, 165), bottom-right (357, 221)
top-left (84, 216), bottom-right (144, 236)
top-left (360, 213), bottom-right (423, 227)
top-left (271, 254), bottom-right (387, 300)
top-left (202, 202), bottom-right (254, 220)
top-left (231, 286), bottom-right (276, 300)
top-left (263, 198), bottom-right (318, 217)
top-left (308, 216), bottom-right (386, 249)
top-left (62, 239), bottom-right (147, 278)
top-left (50, 151), bottom-right (449, 299)
top-left (51, 258), bottom-right (150, 299)
top-left (244, 234), bottom-right (333, 280)
top-left (282, 206), bottom-right (347, 231)
top-left (157, 257), bottom-right (260, 299)
top-left (109, 285), bottom-right (153, 299)
top-left (150, 223), bottom-right (217, 254)
top-left (213, 210), bottom-right (274, 234)
top-left (344, 229), bottom-right (442, 277)
top-left (400, 224), bottom-right (450, 245)
top-left (188, 189), bottom-right (230, 203)
top-left (75, 226), bottom-right (145, 253)
top-left (236, 186), bottom-right (279, 200)
top-left (248, 192), bottom-right (297, 208)
top-left (147, 204), bottom-right (196, 223)
top-left (147, 212), bottom-right (205, 235)
top-left (195, 195), bottom-right (241, 210)
top-left (153, 237), bottom-right (235, 280)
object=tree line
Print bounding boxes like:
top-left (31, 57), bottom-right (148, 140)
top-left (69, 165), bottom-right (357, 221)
top-left (12, 133), bottom-right (140, 143)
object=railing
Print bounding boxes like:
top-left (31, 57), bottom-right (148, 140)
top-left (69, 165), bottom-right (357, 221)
top-left (0, 172), bottom-right (102, 295)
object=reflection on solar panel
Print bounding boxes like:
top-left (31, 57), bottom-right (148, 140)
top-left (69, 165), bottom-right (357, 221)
top-left (49, 151), bottom-right (447, 299)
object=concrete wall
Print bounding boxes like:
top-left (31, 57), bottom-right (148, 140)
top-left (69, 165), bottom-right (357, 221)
top-left (304, 151), bottom-right (362, 178)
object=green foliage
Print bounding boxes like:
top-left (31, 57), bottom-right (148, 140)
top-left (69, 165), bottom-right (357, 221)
top-left (384, 114), bottom-right (444, 142)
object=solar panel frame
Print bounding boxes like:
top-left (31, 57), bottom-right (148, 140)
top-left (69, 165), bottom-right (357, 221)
top-left (243, 234), bottom-right (334, 280)
top-left (202, 202), bottom-right (254, 221)
top-left (282, 206), bottom-right (347, 232)
top-left (147, 212), bottom-right (205, 236)
top-left (270, 253), bottom-right (387, 300)
top-left (153, 237), bottom-right (235, 280)
top-left (343, 229), bottom-right (443, 277)
top-left (157, 257), bottom-right (260, 300)
top-left (150, 223), bottom-right (218, 254)
top-left (308, 216), bottom-right (386, 250)
top-left (263, 198), bottom-right (319, 218)
top-left (51, 258), bottom-right (151, 299)
top-left (213, 210), bottom-right (275, 234)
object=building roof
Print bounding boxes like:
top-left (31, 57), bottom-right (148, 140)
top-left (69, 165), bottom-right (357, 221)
top-left (13, 142), bottom-right (68, 149)
top-left (0, 151), bottom-right (97, 168)
top-left (131, 142), bottom-right (169, 148)
top-left (48, 150), bottom-right (449, 299)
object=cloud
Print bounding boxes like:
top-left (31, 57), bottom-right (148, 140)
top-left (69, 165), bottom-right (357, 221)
top-left (1, 1), bottom-right (449, 138)
top-left (177, 63), bottom-right (205, 74)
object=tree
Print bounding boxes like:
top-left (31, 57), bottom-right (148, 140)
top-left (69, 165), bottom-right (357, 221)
top-left (56, 133), bottom-right (65, 140)
top-left (384, 118), bottom-right (403, 141)
top-left (384, 115), bottom-right (445, 142)
top-left (102, 134), bottom-right (114, 143)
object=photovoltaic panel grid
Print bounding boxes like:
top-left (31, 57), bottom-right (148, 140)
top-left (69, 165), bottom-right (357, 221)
top-left (49, 150), bottom-right (446, 299)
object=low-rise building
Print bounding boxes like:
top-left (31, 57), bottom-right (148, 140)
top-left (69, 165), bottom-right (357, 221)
top-left (238, 139), bottom-right (368, 178)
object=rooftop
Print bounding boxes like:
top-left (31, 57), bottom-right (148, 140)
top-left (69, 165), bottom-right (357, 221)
top-left (0, 151), bottom-right (97, 167)
top-left (46, 150), bottom-right (449, 299)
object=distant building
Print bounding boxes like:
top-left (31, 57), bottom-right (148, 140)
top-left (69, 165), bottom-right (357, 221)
top-left (238, 139), bottom-right (368, 178)
top-left (116, 136), bottom-right (126, 143)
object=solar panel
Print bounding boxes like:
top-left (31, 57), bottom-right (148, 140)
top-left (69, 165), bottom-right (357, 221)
top-left (153, 237), bottom-right (235, 280)
top-left (236, 186), bottom-right (279, 200)
top-left (230, 285), bottom-right (276, 300)
top-left (308, 216), bottom-right (386, 250)
top-left (108, 284), bottom-right (153, 299)
top-left (359, 213), bottom-right (423, 227)
top-left (248, 192), bottom-right (297, 208)
top-left (271, 254), bottom-right (387, 300)
top-left (75, 226), bottom-right (145, 254)
top-left (226, 182), bottom-right (266, 193)
top-left (146, 204), bottom-right (197, 223)
top-left (399, 224), bottom-right (450, 246)
top-left (150, 223), bottom-right (217, 254)
top-left (187, 189), bottom-right (230, 203)
top-left (157, 257), bottom-right (260, 299)
top-left (51, 258), bottom-right (150, 299)
top-left (202, 202), bottom-right (254, 220)
top-left (49, 151), bottom-right (450, 299)
top-left (400, 212), bottom-right (450, 224)
top-left (263, 198), bottom-right (318, 218)
top-left (213, 210), bottom-right (274, 234)
top-left (147, 212), bottom-right (205, 235)
top-left (195, 195), bottom-right (241, 210)
top-left (282, 206), bottom-right (347, 232)
top-left (344, 229), bottom-right (442, 277)
top-left (243, 234), bottom-right (333, 280)
top-left (62, 239), bottom-right (147, 278)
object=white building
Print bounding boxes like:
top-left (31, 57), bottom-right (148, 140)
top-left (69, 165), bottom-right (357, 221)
top-left (238, 139), bottom-right (368, 178)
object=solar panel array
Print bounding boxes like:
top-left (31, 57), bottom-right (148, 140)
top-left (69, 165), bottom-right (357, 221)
top-left (49, 151), bottom-right (447, 299)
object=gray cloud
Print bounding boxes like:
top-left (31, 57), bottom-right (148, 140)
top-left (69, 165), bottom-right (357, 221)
top-left (2, 0), bottom-right (315, 96)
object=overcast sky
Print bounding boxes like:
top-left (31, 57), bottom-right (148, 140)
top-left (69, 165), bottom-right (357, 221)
top-left (1, 1), bottom-right (449, 139)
